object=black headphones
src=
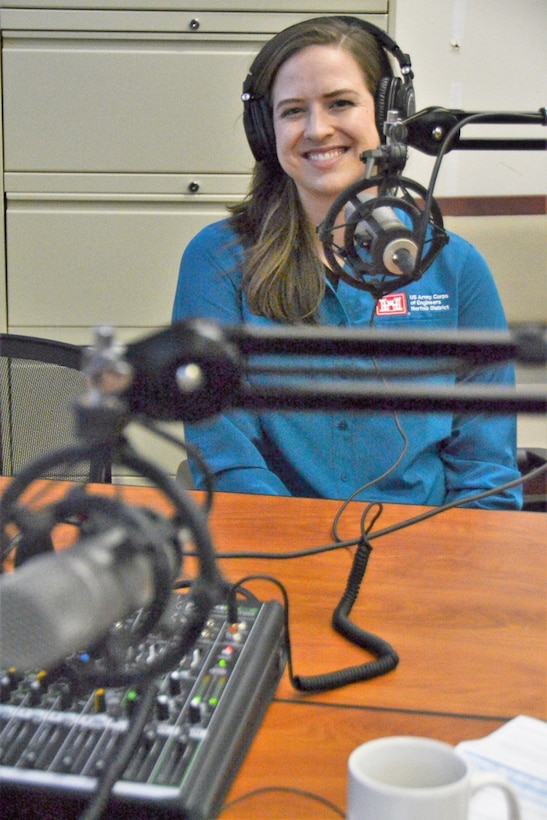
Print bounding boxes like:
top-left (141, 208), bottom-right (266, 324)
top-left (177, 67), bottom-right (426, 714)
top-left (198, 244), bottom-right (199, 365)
top-left (242, 16), bottom-right (415, 165)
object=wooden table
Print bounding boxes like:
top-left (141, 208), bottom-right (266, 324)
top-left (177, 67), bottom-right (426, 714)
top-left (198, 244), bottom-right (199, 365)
top-left (197, 491), bottom-right (546, 818)
top-left (1, 480), bottom-right (545, 818)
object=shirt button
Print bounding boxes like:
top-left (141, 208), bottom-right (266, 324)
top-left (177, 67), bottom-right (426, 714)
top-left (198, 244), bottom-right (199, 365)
top-left (340, 473), bottom-right (348, 482)
top-left (337, 420), bottom-right (349, 431)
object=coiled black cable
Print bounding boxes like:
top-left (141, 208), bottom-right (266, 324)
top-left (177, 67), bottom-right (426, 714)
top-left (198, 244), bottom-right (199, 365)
top-left (293, 536), bottom-right (399, 693)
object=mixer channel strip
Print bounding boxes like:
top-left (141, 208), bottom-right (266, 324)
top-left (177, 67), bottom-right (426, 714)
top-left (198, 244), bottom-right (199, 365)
top-left (0, 595), bottom-right (286, 819)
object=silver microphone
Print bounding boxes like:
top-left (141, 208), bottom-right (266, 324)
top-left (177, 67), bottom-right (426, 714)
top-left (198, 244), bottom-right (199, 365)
top-left (345, 191), bottom-right (418, 276)
top-left (0, 522), bottom-right (177, 671)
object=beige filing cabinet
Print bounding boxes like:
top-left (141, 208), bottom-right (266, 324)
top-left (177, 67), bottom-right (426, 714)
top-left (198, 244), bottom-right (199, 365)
top-left (0, 2), bottom-right (391, 346)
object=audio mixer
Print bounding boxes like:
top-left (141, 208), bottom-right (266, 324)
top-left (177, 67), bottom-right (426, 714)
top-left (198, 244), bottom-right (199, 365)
top-left (0, 593), bottom-right (286, 819)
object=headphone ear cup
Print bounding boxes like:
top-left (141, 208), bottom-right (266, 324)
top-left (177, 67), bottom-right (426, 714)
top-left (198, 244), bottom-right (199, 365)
top-left (400, 81), bottom-right (416, 120)
top-left (375, 75), bottom-right (416, 139)
top-left (243, 96), bottom-right (277, 164)
top-left (375, 76), bottom-right (402, 136)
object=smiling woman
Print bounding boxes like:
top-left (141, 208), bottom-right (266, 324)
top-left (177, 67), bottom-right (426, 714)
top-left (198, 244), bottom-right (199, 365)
top-left (171, 15), bottom-right (522, 511)
top-left (270, 44), bottom-right (380, 226)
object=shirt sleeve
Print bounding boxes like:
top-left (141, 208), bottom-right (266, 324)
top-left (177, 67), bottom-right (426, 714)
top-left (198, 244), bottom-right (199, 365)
top-left (172, 222), bottom-right (292, 495)
top-left (439, 238), bottom-right (522, 509)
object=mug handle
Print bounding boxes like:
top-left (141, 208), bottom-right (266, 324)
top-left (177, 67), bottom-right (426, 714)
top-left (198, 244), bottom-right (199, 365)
top-left (470, 773), bottom-right (521, 820)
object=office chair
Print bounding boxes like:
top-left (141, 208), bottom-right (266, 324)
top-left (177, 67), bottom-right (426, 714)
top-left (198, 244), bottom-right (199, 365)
top-left (0, 333), bottom-right (110, 482)
top-left (517, 447), bottom-right (547, 512)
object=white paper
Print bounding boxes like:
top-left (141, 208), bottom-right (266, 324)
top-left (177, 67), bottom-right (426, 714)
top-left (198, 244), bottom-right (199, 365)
top-left (456, 715), bottom-right (547, 820)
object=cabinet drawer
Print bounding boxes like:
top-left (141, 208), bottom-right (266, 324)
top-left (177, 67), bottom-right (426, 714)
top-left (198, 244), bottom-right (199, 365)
top-left (1, 2), bottom-right (387, 12)
top-left (7, 199), bottom-right (231, 327)
top-left (2, 10), bottom-right (387, 174)
top-left (0, 9), bottom-right (387, 32)
top-left (5, 173), bottom-right (250, 198)
top-left (2, 38), bottom-right (260, 173)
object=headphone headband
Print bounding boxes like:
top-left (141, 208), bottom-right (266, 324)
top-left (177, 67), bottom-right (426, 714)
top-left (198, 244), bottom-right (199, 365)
top-left (242, 16), bottom-right (415, 165)
top-left (334, 16), bottom-right (414, 80)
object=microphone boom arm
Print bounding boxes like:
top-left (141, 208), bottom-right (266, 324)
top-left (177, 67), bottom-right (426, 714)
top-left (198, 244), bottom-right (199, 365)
top-left (400, 107), bottom-right (547, 156)
top-left (121, 320), bottom-right (547, 421)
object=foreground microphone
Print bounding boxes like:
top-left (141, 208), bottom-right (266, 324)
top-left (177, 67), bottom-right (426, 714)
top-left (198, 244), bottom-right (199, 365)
top-left (0, 510), bottom-right (179, 671)
top-left (345, 191), bottom-right (418, 277)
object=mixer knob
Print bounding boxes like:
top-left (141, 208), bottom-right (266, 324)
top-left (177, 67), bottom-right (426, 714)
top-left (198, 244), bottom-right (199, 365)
top-left (143, 727), bottom-right (158, 750)
top-left (22, 751), bottom-right (38, 769)
top-left (91, 759), bottom-right (107, 777)
top-left (28, 679), bottom-right (42, 706)
top-left (188, 697), bottom-right (202, 724)
top-left (169, 670), bottom-right (184, 696)
top-left (156, 694), bottom-right (170, 721)
top-left (0, 675), bottom-right (12, 703)
top-left (60, 755), bottom-right (74, 772)
top-left (94, 688), bottom-right (107, 713)
top-left (124, 688), bottom-right (139, 716)
top-left (57, 682), bottom-right (73, 710)
top-left (7, 668), bottom-right (22, 687)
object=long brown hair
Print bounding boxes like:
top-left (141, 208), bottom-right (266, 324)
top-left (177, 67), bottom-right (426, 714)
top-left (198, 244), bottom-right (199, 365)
top-left (229, 16), bottom-right (390, 322)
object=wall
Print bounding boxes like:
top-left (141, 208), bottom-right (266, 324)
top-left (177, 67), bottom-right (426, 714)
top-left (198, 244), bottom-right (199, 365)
top-left (393, 0), bottom-right (546, 197)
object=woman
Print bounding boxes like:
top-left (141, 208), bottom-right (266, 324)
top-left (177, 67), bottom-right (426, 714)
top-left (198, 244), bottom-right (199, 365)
top-left (172, 16), bottom-right (521, 509)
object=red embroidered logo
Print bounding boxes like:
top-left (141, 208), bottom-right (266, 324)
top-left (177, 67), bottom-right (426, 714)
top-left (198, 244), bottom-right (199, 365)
top-left (376, 292), bottom-right (408, 316)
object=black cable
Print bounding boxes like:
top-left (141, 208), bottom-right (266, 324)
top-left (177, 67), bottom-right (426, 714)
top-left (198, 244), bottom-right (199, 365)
top-left (330, 309), bottom-right (410, 540)
top-left (135, 417), bottom-right (216, 515)
top-left (229, 507), bottom-right (399, 696)
top-left (367, 461), bottom-right (547, 543)
top-left (409, 109), bottom-right (542, 261)
top-left (77, 678), bottom-right (158, 820)
top-left (219, 786), bottom-right (344, 817)
top-left (295, 551), bottom-right (398, 692)
top-left (292, 505), bottom-right (399, 693)
top-left (184, 535), bottom-right (358, 561)
top-left (227, 573), bottom-right (325, 696)
top-left (217, 470), bottom-right (545, 694)
top-left (189, 461), bottom-right (546, 563)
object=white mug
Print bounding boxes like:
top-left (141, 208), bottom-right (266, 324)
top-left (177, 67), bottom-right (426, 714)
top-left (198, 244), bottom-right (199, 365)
top-left (347, 735), bottom-right (521, 820)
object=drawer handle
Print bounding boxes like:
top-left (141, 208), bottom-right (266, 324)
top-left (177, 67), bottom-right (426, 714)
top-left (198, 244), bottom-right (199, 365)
top-left (189, 18), bottom-right (200, 31)
top-left (188, 181), bottom-right (200, 193)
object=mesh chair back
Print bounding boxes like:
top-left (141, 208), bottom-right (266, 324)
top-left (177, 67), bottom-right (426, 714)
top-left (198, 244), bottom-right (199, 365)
top-left (0, 334), bottom-right (110, 482)
top-left (517, 447), bottom-right (547, 512)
